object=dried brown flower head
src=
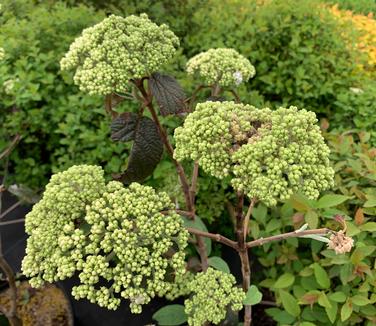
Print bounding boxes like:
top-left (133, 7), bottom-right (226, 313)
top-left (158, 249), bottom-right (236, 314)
top-left (327, 230), bottom-right (354, 254)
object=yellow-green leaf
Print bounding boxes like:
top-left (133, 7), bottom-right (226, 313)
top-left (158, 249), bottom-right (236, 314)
top-left (274, 273), bottom-right (295, 289)
top-left (313, 263), bottom-right (330, 289)
top-left (279, 290), bottom-right (301, 317)
top-left (351, 295), bottom-right (370, 306)
top-left (325, 300), bottom-right (338, 324)
top-left (316, 194), bottom-right (349, 208)
top-left (340, 300), bottom-right (353, 321)
top-left (305, 210), bottom-right (318, 229)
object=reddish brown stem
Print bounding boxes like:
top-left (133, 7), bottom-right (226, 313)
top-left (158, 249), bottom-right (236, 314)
top-left (229, 89), bottom-right (241, 103)
top-left (133, 79), bottom-right (193, 213)
top-left (190, 161), bottom-right (199, 214)
top-left (243, 198), bottom-right (257, 241)
top-left (246, 228), bottom-right (330, 248)
top-left (0, 257), bottom-right (21, 326)
top-left (104, 94), bottom-right (118, 119)
top-left (235, 191), bottom-right (252, 326)
top-left (186, 227), bottom-right (238, 249)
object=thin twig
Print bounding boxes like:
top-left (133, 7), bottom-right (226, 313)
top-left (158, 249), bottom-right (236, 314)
top-left (0, 218), bottom-right (25, 226)
top-left (0, 254), bottom-right (21, 326)
top-left (0, 201), bottom-right (22, 220)
top-left (189, 161), bottom-right (199, 214)
top-left (185, 85), bottom-right (209, 109)
top-left (243, 198), bottom-right (257, 241)
top-left (0, 159), bottom-right (21, 326)
top-left (186, 227), bottom-right (238, 249)
top-left (0, 135), bottom-right (21, 161)
top-left (246, 228), bottom-right (330, 248)
top-left (104, 94), bottom-right (118, 119)
top-left (259, 300), bottom-right (279, 307)
top-left (229, 89), bottom-right (241, 103)
top-left (161, 209), bottom-right (195, 219)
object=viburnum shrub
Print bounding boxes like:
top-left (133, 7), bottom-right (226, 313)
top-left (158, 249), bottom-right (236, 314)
top-left (22, 14), bottom-right (354, 326)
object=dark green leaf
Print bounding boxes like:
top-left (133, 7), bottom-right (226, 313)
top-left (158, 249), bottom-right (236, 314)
top-left (111, 112), bottom-right (137, 142)
top-left (119, 117), bottom-right (163, 184)
top-left (152, 304), bottom-right (187, 325)
top-left (149, 73), bottom-right (186, 116)
top-left (208, 256), bottom-right (230, 273)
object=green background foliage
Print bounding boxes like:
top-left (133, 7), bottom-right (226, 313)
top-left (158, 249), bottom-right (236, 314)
top-left (1, 0), bottom-right (375, 325)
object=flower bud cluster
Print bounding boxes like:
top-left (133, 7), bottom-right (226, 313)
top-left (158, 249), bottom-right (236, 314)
top-left (0, 47), bottom-right (4, 61)
top-left (22, 165), bottom-right (105, 287)
top-left (174, 102), bottom-right (334, 206)
top-left (22, 165), bottom-right (189, 312)
top-left (232, 106), bottom-right (334, 205)
top-left (186, 48), bottom-right (255, 87)
top-left (174, 101), bottom-right (266, 178)
top-left (184, 268), bottom-right (245, 326)
top-left (60, 14), bottom-right (179, 95)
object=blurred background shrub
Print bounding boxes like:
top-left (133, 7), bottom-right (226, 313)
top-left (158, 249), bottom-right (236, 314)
top-left (1, 1), bottom-right (375, 324)
top-left (1, 0), bottom-right (375, 188)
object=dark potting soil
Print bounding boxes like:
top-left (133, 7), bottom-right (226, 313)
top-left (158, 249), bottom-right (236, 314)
top-left (0, 191), bottom-right (276, 326)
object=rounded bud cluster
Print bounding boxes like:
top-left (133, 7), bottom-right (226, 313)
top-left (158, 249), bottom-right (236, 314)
top-left (22, 165), bottom-right (189, 312)
top-left (174, 101), bottom-right (267, 178)
top-left (73, 181), bottom-right (189, 312)
top-left (60, 14), bottom-right (179, 95)
top-left (186, 48), bottom-right (255, 87)
top-left (232, 106), bottom-right (334, 205)
top-left (0, 47), bottom-right (4, 61)
top-left (184, 268), bottom-right (245, 326)
top-left (174, 102), bottom-right (334, 206)
top-left (22, 165), bottom-right (105, 287)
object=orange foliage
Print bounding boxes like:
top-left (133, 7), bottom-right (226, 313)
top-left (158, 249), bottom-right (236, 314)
top-left (329, 5), bottom-right (376, 70)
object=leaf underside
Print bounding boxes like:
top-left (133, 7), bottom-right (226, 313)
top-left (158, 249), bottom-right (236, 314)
top-left (111, 112), bottom-right (138, 142)
top-left (149, 72), bottom-right (187, 116)
top-left (120, 117), bottom-right (163, 184)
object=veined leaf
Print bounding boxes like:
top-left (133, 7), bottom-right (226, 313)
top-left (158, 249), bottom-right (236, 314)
top-left (149, 72), bottom-right (186, 116)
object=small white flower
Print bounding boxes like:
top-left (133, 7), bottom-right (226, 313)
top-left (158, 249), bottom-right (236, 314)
top-left (350, 87), bottom-right (364, 94)
top-left (233, 71), bottom-right (243, 86)
top-left (0, 47), bottom-right (4, 61)
top-left (3, 79), bottom-right (15, 94)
